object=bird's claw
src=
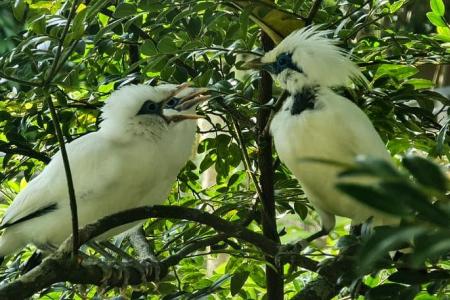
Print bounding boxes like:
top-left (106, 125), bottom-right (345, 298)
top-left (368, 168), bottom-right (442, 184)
top-left (99, 261), bottom-right (115, 285)
top-left (122, 257), bottom-right (161, 284)
top-left (275, 240), bottom-right (309, 267)
top-left (140, 257), bottom-right (161, 282)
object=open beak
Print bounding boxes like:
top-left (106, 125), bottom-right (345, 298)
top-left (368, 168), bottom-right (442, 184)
top-left (164, 87), bottom-right (210, 123)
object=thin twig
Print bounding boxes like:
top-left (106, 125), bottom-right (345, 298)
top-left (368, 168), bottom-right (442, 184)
top-left (44, 93), bottom-right (79, 256)
top-left (306, 0), bottom-right (324, 25)
top-left (42, 0), bottom-right (81, 257)
top-left (229, 118), bottom-right (265, 203)
top-left (0, 144), bottom-right (51, 163)
top-left (0, 71), bottom-right (42, 87)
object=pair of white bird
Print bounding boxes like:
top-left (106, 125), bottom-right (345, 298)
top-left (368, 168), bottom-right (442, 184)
top-left (0, 27), bottom-right (397, 264)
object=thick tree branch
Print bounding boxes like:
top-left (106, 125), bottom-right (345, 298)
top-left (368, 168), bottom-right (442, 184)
top-left (0, 205), bottom-right (320, 299)
top-left (257, 30), bottom-right (284, 299)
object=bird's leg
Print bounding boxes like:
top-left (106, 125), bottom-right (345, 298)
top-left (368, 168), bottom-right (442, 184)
top-left (129, 227), bottom-right (161, 282)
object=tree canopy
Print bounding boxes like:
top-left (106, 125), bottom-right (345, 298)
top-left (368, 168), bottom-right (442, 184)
top-left (0, 0), bottom-right (449, 299)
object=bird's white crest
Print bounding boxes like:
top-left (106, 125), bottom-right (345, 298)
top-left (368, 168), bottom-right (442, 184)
top-left (261, 26), bottom-right (367, 91)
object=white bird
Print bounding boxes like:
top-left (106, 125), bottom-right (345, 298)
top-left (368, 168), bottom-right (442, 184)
top-left (244, 27), bottom-right (398, 241)
top-left (0, 83), bottom-right (208, 260)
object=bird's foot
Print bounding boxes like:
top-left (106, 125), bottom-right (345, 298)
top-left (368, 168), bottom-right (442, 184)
top-left (275, 239), bottom-right (309, 267)
top-left (138, 257), bottom-right (161, 282)
top-left (120, 257), bottom-right (161, 284)
top-left (96, 260), bottom-right (115, 285)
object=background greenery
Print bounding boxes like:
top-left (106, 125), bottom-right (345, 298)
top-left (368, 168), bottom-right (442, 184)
top-left (0, 0), bottom-right (449, 299)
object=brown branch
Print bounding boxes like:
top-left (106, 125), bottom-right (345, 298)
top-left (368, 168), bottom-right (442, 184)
top-left (0, 205), bottom-right (320, 299)
top-left (257, 30), bottom-right (284, 298)
top-left (306, 0), bottom-right (324, 25)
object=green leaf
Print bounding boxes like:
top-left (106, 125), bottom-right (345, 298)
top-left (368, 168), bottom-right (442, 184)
top-left (230, 271), bottom-right (249, 296)
top-left (389, 0), bottom-right (406, 13)
top-left (70, 6), bottom-right (87, 41)
top-left (141, 40), bottom-right (157, 56)
top-left (358, 226), bottom-right (427, 273)
top-left (94, 18), bottom-right (123, 43)
top-left (12, 0), bottom-right (27, 21)
top-left (389, 270), bottom-right (450, 284)
top-left (85, 0), bottom-right (111, 21)
top-left (113, 3), bottom-right (137, 18)
top-left (413, 231), bottom-right (450, 263)
top-left (427, 12), bottom-right (446, 27)
top-left (431, 0), bottom-right (445, 17)
top-left (374, 64), bottom-right (418, 81)
top-left (294, 202), bottom-right (308, 220)
top-left (435, 121), bottom-right (449, 156)
top-left (339, 158), bottom-right (399, 179)
top-left (365, 283), bottom-right (411, 300)
top-left (379, 181), bottom-right (450, 227)
top-left (402, 156), bottom-right (447, 192)
top-left (157, 37), bottom-right (177, 53)
top-left (336, 183), bottom-right (411, 217)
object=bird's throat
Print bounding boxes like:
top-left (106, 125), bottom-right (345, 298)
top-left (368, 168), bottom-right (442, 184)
top-left (290, 85), bottom-right (318, 115)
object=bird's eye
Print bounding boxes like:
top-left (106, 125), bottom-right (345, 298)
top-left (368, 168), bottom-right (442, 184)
top-left (277, 54), bottom-right (290, 67)
top-left (273, 53), bottom-right (303, 74)
top-left (165, 97), bottom-right (180, 109)
top-left (145, 102), bottom-right (158, 112)
top-left (137, 100), bottom-right (160, 115)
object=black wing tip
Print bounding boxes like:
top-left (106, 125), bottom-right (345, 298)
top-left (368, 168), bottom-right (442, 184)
top-left (1, 203), bottom-right (58, 229)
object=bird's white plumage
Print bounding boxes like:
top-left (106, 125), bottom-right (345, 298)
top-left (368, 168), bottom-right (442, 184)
top-left (266, 27), bottom-right (398, 232)
top-left (0, 84), bottom-right (200, 256)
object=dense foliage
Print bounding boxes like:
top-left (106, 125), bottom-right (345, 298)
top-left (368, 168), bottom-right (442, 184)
top-left (0, 0), bottom-right (449, 299)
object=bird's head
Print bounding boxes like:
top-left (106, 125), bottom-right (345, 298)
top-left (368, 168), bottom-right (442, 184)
top-left (243, 27), bottom-right (367, 93)
top-left (100, 84), bottom-right (208, 140)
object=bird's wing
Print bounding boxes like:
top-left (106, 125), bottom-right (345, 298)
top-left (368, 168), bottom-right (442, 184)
top-left (334, 96), bottom-right (392, 161)
top-left (0, 163), bottom-right (62, 228)
top-left (0, 132), bottom-right (112, 228)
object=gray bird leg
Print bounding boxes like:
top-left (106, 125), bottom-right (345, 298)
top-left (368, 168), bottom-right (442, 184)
top-left (129, 226), bottom-right (161, 281)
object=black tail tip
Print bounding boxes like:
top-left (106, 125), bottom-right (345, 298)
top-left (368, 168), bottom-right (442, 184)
top-left (21, 251), bottom-right (43, 274)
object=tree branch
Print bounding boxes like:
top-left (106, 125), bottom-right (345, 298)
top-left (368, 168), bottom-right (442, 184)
top-left (0, 205), bottom-right (320, 299)
top-left (0, 71), bottom-right (42, 87)
top-left (0, 144), bottom-right (51, 164)
top-left (306, 0), bottom-right (324, 25)
top-left (257, 30), bottom-right (284, 299)
top-left (42, 0), bottom-right (81, 256)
